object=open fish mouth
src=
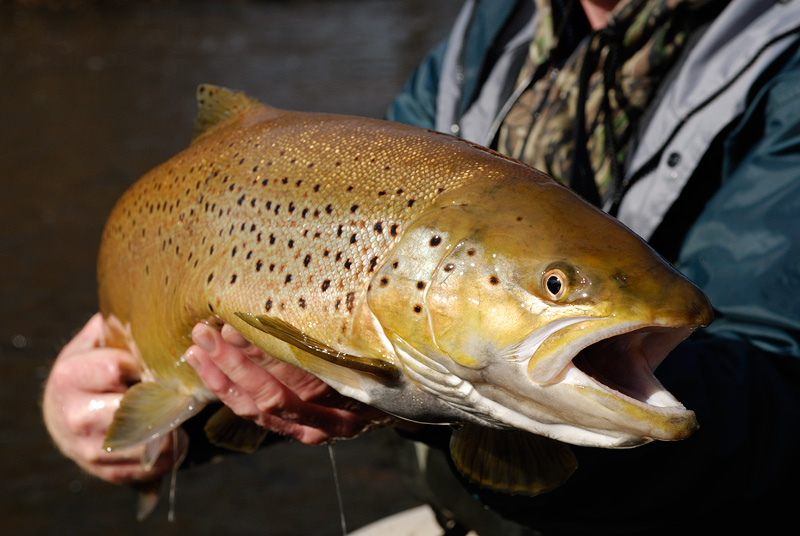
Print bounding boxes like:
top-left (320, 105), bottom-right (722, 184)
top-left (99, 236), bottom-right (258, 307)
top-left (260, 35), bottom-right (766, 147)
top-left (566, 325), bottom-right (696, 412)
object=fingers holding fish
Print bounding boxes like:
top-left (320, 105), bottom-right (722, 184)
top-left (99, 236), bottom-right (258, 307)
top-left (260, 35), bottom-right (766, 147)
top-left (43, 314), bottom-right (183, 485)
top-left (186, 323), bottom-right (389, 444)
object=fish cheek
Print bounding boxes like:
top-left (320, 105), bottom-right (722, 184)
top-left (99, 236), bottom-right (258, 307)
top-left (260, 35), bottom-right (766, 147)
top-left (426, 246), bottom-right (532, 370)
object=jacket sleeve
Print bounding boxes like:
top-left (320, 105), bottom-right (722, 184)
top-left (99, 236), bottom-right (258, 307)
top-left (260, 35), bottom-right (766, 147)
top-left (462, 47), bottom-right (800, 535)
top-left (384, 40), bottom-right (448, 129)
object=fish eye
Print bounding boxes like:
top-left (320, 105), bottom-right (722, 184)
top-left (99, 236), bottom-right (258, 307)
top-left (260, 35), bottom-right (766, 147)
top-left (543, 269), bottom-right (567, 300)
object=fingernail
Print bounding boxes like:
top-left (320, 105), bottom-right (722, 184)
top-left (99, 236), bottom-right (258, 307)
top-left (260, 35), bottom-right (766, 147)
top-left (183, 348), bottom-right (202, 373)
top-left (192, 325), bottom-right (216, 353)
top-left (221, 324), bottom-right (249, 348)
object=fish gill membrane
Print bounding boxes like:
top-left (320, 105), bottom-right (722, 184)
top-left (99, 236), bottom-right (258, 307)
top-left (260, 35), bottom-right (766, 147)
top-left (97, 84), bottom-right (713, 514)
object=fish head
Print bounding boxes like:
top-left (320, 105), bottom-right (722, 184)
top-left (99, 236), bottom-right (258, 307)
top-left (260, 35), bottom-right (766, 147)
top-left (369, 174), bottom-right (712, 447)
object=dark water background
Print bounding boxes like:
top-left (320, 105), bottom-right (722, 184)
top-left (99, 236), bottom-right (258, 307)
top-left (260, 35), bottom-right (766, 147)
top-left (0, 1), bottom-right (462, 533)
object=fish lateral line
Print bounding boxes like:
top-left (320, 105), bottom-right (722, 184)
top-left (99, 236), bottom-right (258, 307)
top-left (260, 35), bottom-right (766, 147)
top-left (235, 312), bottom-right (399, 382)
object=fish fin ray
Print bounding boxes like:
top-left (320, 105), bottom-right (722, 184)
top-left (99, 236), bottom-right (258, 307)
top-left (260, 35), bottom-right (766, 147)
top-left (134, 479), bottom-right (163, 521)
top-left (449, 425), bottom-right (577, 496)
top-left (204, 405), bottom-right (269, 453)
top-left (235, 312), bottom-right (399, 382)
top-left (103, 382), bottom-right (204, 452)
top-left (141, 434), bottom-right (168, 472)
top-left (192, 84), bottom-right (263, 143)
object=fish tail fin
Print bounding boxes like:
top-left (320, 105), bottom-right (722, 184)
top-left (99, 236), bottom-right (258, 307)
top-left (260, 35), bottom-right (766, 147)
top-left (103, 381), bottom-right (205, 453)
top-left (449, 425), bottom-right (577, 496)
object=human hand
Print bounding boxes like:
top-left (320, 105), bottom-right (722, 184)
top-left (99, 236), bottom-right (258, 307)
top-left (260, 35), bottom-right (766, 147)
top-left (184, 323), bottom-right (391, 445)
top-left (42, 313), bottom-right (185, 485)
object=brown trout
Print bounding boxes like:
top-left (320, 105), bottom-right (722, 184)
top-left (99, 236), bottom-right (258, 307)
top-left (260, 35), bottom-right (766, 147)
top-left (98, 85), bottom-right (712, 495)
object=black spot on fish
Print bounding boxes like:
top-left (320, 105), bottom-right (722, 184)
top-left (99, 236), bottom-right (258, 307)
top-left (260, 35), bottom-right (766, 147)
top-left (416, 281), bottom-right (425, 289)
top-left (373, 222), bottom-right (383, 233)
top-left (335, 252), bottom-right (343, 262)
top-left (288, 239), bottom-right (294, 248)
top-left (380, 277), bottom-right (389, 287)
top-left (378, 190), bottom-right (386, 197)
top-left (413, 304), bottom-right (422, 313)
top-left (265, 299), bottom-right (273, 312)
top-left (314, 184), bottom-right (321, 192)
top-left (391, 261), bottom-right (399, 269)
top-left (444, 263), bottom-right (455, 272)
top-left (269, 263), bottom-right (276, 272)
top-left (467, 248), bottom-right (476, 257)
top-left (256, 260), bottom-right (263, 272)
top-left (321, 280), bottom-right (331, 292)
top-left (269, 234), bottom-right (276, 245)
top-left (285, 274), bottom-right (292, 284)
top-left (298, 297), bottom-right (307, 309)
top-left (230, 274), bottom-right (237, 284)
top-left (337, 225), bottom-right (344, 238)
top-left (429, 236), bottom-right (441, 247)
top-left (326, 204), bottom-right (333, 214)
top-left (407, 199), bottom-right (415, 208)
top-left (489, 275), bottom-right (500, 285)
top-left (390, 224), bottom-right (399, 237)
top-left (344, 259), bottom-right (353, 270)
top-left (231, 246), bottom-right (237, 257)
top-left (346, 292), bottom-right (355, 313)
top-left (350, 233), bottom-right (357, 244)
top-left (350, 204), bottom-right (358, 213)
top-left (303, 254), bottom-right (311, 267)
top-left (368, 256), bottom-right (378, 272)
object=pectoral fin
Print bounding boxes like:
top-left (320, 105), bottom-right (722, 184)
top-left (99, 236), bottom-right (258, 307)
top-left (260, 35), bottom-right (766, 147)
top-left (103, 382), bottom-right (205, 452)
top-left (204, 405), bottom-right (269, 453)
top-left (449, 425), bottom-right (577, 496)
top-left (235, 312), bottom-right (398, 382)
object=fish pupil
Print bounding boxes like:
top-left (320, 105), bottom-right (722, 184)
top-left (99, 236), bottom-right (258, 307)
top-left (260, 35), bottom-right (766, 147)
top-left (547, 275), bottom-right (562, 296)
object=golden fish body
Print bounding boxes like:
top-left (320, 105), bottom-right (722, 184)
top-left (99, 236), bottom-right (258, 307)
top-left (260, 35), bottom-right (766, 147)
top-left (99, 86), bottom-right (712, 495)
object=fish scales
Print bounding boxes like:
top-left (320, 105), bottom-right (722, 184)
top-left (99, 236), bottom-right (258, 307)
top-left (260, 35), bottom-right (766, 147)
top-left (99, 103), bottom-right (515, 384)
top-left (98, 85), bottom-right (713, 499)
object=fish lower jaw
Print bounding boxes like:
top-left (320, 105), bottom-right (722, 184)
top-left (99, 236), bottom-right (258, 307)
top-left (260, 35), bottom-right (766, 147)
top-left (561, 364), bottom-right (685, 413)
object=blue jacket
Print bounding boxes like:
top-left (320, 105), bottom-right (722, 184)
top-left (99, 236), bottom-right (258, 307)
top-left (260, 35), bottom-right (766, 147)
top-left (387, 1), bottom-right (800, 533)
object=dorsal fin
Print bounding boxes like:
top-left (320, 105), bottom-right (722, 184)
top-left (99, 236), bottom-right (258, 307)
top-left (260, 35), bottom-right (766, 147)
top-left (192, 84), bottom-right (263, 143)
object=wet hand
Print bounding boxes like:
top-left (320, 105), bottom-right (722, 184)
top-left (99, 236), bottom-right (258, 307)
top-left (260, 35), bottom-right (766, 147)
top-left (184, 323), bottom-right (390, 445)
top-left (42, 313), bottom-right (185, 485)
